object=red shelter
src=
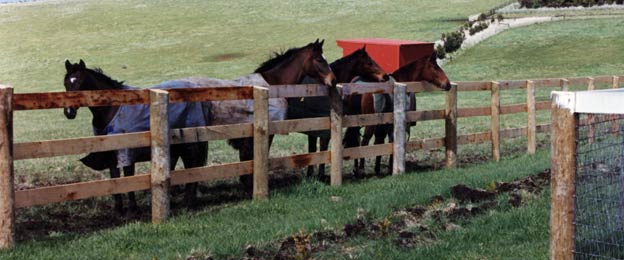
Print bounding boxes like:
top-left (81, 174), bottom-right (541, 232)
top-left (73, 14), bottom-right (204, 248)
top-left (336, 38), bottom-right (434, 73)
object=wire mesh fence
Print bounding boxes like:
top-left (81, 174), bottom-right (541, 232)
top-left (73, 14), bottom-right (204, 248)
top-left (575, 113), bottom-right (624, 259)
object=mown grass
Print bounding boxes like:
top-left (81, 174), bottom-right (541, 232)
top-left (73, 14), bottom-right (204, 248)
top-left (0, 150), bottom-right (550, 259)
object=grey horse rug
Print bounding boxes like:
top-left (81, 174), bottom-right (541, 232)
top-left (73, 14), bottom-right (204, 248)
top-left (81, 73), bottom-right (287, 170)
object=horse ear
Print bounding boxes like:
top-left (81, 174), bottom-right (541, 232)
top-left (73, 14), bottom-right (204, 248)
top-left (314, 38), bottom-right (319, 44)
top-left (78, 59), bottom-right (86, 69)
top-left (361, 45), bottom-right (367, 52)
top-left (65, 60), bottom-right (72, 71)
top-left (319, 39), bottom-right (324, 46)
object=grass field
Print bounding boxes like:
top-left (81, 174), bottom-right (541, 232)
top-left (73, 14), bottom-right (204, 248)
top-left (1, 0), bottom-right (624, 258)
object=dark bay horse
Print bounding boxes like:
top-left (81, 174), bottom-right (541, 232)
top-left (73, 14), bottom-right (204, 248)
top-left (353, 52), bottom-right (452, 175)
top-left (224, 39), bottom-right (336, 189)
top-left (63, 60), bottom-right (210, 214)
top-left (287, 46), bottom-right (388, 178)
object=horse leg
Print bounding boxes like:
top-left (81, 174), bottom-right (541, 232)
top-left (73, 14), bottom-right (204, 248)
top-left (122, 164), bottom-right (138, 213)
top-left (109, 167), bottom-right (124, 214)
top-left (181, 143), bottom-right (208, 207)
top-left (318, 136), bottom-right (330, 179)
top-left (359, 126), bottom-right (375, 175)
top-left (373, 125), bottom-right (387, 176)
top-left (307, 135), bottom-right (318, 178)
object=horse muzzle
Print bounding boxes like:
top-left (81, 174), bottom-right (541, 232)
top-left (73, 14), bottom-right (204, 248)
top-left (64, 107), bottom-right (78, 119)
top-left (324, 74), bottom-right (337, 87)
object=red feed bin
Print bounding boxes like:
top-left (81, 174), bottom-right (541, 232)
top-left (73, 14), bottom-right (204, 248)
top-left (336, 38), bottom-right (434, 73)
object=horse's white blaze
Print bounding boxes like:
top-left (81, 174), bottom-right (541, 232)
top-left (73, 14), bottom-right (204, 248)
top-left (70, 77), bottom-right (77, 83)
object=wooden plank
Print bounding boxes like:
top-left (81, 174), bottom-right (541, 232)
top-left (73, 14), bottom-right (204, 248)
top-left (393, 83), bottom-right (407, 175)
top-left (591, 75), bottom-right (615, 84)
top-left (0, 85), bottom-right (14, 249)
top-left (343, 113), bottom-right (393, 128)
top-left (171, 161), bottom-right (253, 186)
top-left (171, 123), bottom-right (252, 144)
top-left (270, 151), bottom-right (330, 171)
top-left (500, 104), bottom-right (527, 115)
top-left (329, 86), bottom-right (344, 186)
top-left (271, 118), bottom-right (329, 135)
top-left (533, 78), bottom-right (563, 88)
top-left (458, 132), bottom-right (491, 145)
top-left (14, 132), bottom-right (150, 160)
top-left (253, 86), bottom-right (269, 199)
top-left (406, 110), bottom-right (444, 122)
top-left (527, 80), bottom-right (536, 154)
top-left (498, 80), bottom-right (527, 90)
top-left (535, 101), bottom-right (551, 111)
top-left (167, 86), bottom-right (253, 103)
top-left (445, 84), bottom-right (458, 168)
top-left (268, 84), bottom-right (328, 98)
top-left (456, 81), bottom-right (491, 91)
top-left (501, 127), bottom-right (528, 139)
top-left (537, 124), bottom-right (550, 133)
top-left (491, 81), bottom-right (501, 162)
top-left (560, 78), bottom-right (569, 91)
top-left (343, 143), bottom-right (393, 160)
top-left (549, 102), bottom-right (577, 260)
top-left (340, 82), bottom-right (392, 95)
top-left (457, 106), bottom-right (490, 118)
top-left (406, 138), bottom-right (445, 151)
top-left (15, 174), bottom-right (151, 208)
top-left (150, 89), bottom-right (170, 224)
top-left (568, 77), bottom-right (589, 86)
top-left (404, 81), bottom-right (446, 93)
top-left (13, 89), bottom-right (149, 110)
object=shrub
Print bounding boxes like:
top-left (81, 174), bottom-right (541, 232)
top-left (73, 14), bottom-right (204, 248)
top-left (519, 0), bottom-right (623, 8)
top-left (442, 31), bottom-right (464, 54)
top-left (435, 44), bottom-right (446, 59)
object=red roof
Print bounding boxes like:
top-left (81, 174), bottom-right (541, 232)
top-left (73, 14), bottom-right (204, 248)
top-left (336, 38), bottom-right (430, 46)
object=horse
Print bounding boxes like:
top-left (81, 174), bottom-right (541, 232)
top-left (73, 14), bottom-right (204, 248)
top-left (352, 52), bottom-right (452, 176)
top-left (286, 46), bottom-right (388, 178)
top-left (64, 40), bottom-right (336, 211)
top-left (63, 59), bottom-right (211, 214)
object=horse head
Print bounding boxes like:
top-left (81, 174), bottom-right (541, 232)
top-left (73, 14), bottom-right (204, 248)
top-left (421, 52), bottom-right (451, 90)
top-left (333, 46), bottom-right (389, 83)
top-left (302, 39), bottom-right (336, 86)
top-left (63, 59), bottom-right (88, 119)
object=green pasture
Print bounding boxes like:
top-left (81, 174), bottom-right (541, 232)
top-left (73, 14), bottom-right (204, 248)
top-left (1, 0), bottom-right (624, 259)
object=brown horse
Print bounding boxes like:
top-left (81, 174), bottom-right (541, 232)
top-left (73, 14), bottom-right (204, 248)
top-left (228, 39), bottom-right (336, 189)
top-left (287, 46), bottom-right (388, 178)
top-left (353, 52), bottom-right (451, 175)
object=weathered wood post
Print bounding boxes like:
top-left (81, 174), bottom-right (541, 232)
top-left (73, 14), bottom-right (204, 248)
top-left (549, 97), bottom-right (577, 260)
top-left (392, 82), bottom-right (407, 175)
top-left (329, 85), bottom-right (343, 186)
top-left (0, 85), bottom-right (14, 249)
top-left (445, 83), bottom-right (458, 168)
top-left (527, 80), bottom-right (536, 154)
top-left (253, 86), bottom-right (270, 199)
top-left (613, 76), bottom-right (620, 137)
top-left (587, 77), bottom-right (595, 144)
top-left (150, 89), bottom-right (171, 223)
top-left (491, 81), bottom-right (501, 162)
top-left (560, 78), bottom-right (569, 91)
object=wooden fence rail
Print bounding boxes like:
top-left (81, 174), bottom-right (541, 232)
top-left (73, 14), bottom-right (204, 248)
top-left (0, 75), bottom-right (620, 249)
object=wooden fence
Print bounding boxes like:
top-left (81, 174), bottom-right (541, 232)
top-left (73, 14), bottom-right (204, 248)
top-left (0, 75), bottom-right (620, 248)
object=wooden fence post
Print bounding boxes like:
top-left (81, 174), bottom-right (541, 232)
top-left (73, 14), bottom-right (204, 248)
top-left (329, 85), bottom-right (343, 186)
top-left (150, 89), bottom-right (170, 224)
top-left (527, 80), bottom-right (536, 155)
top-left (587, 77), bottom-right (595, 144)
top-left (549, 101), bottom-right (577, 260)
top-left (253, 86), bottom-right (269, 199)
top-left (393, 82), bottom-right (407, 175)
top-left (613, 76), bottom-right (620, 137)
top-left (445, 83), bottom-right (458, 168)
top-left (0, 85), bottom-right (14, 249)
top-left (491, 81), bottom-right (501, 162)
top-left (560, 78), bottom-right (569, 91)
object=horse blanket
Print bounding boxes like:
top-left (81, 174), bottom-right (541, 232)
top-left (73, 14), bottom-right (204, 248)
top-left (82, 73), bottom-right (287, 169)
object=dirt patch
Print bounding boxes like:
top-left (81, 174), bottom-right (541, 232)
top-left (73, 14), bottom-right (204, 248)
top-left (207, 169), bottom-right (551, 259)
top-left (202, 52), bottom-right (246, 62)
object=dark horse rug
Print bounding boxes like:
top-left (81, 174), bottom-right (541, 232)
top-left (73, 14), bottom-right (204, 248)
top-left (81, 73), bottom-right (286, 170)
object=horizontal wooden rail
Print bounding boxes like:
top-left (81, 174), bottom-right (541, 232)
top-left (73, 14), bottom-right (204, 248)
top-left (340, 82), bottom-right (393, 95)
top-left (15, 174), bottom-right (150, 208)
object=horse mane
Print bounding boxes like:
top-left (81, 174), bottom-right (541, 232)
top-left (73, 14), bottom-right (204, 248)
top-left (88, 67), bottom-right (125, 89)
top-left (254, 46), bottom-right (304, 73)
top-left (329, 49), bottom-right (360, 69)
